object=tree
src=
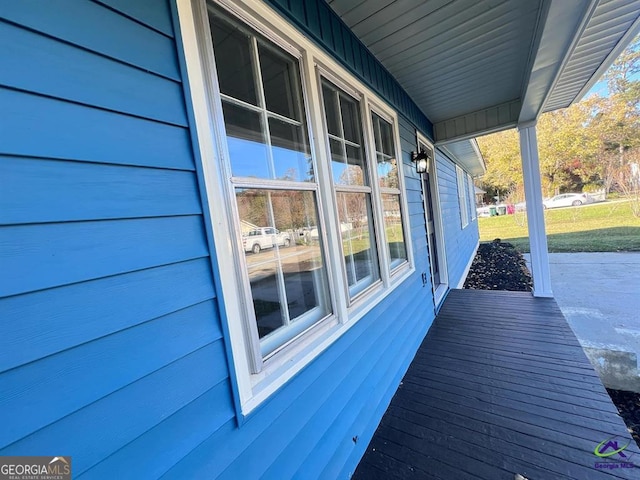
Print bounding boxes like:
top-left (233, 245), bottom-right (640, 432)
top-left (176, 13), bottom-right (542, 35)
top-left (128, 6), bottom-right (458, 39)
top-left (604, 37), bottom-right (640, 102)
top-left (593, 36), bottom-right (640, 194)
top-left (536, 98), bottom-right (600, 195)
top-left (477, 36), bottom-right (639, 200)
top-left (476, 129), bottom-right (522, 199)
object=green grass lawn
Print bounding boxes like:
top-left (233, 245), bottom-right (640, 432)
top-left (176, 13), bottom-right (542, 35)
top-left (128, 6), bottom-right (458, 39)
top-left (479, 199), bottom-right (640, 252)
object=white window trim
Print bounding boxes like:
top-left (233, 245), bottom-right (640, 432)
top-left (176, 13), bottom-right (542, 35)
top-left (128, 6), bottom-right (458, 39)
top-left (468, 173), bottom-right (477, 221)
top-left (367, 101), bottom-right (413, 276)
top-left (418, 134), bottom-right (448, 306)
top-left (176, 0), bottom-right (414, 415)
top-left (456, 165), bottom-right (469, 229)
top-left (314, 70), bottom-right (413, 300)
top-left (316, 75), bottom-right (383, 302)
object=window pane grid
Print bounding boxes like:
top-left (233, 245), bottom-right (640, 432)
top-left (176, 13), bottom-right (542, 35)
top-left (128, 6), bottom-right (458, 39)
top-left (208, 4), bottom-right (413, 372)
top-left (221, 94), bottom-right (305, 127)
top-left (468, 173), bottom-right (476, 220)
top-left (372, 114), bottom-right (399, 190)
top-left (211, 5), bottom-right (333, 361)
top-left (336, 192), bottom-right (379, 296)
top-left (327, 133), bottom-right (361, 149)
top-left (322, 80), bottom-right (368, 188)
top-left (211, 10), bottom-right (313, 183)
top-left (381, 193), bottom-right (407, 267)
top-left (457, 166), bottom-right (469, 227)
top-left (237, 187), bottom-right (331, 357)
top-left (251, 36), bottom-right (279, 180)
top-left (371, 113), bottom-right (407, 267)
top-left (321, 79), bottom-right (380, 297)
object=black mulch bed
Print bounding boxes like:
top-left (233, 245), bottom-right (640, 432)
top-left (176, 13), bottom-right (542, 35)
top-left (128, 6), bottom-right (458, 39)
top-left (464, 239), bottom-right (640, 448)
top-left (607, 389), bottom-right (640, 448)
top-left (463, 239), bottom-right (533, 291)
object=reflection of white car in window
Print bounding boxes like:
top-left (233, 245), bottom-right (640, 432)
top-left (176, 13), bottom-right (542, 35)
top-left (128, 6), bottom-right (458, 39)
top-left (243, 227), bottom-right (291, 254)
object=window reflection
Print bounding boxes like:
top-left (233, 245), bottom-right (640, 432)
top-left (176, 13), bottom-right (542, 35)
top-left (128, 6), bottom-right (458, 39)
top-left (237, 189), bottom-right (329, 355)
top-left (372, 113), bottom-right (407, 268)
top-left (269, 117), bottom-right (311, 181)
top-left (259, 44), bottom-right (301, 121)
top-left (208, 11), bottom-right (258, 105)
top-left (222, 102), bottom-right (270, 178)
top-left (322, 80), bottom-right (367, 187)
top-left (321, 79), bottom-right (379, 296)
top-left (372, 113), bottom-right (398, 188)
top-left (336, 192), bottom-right (378, 292)
top-left (210, 5), bottom-right (329, 359)
top-left (210, 8), bottom-right (313, 182)
top-left (382, 194), bottom-right (406, 265)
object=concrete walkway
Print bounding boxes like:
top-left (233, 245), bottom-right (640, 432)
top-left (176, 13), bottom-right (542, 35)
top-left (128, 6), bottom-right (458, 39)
top-left (547, 253), bottom-right (640, 392)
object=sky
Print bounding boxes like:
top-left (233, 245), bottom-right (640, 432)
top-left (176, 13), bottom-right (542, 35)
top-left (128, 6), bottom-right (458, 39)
top-left (586, 72), bottom-right (640, 98)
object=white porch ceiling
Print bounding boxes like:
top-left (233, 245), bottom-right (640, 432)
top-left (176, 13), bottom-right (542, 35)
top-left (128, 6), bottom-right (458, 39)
top-left (328, 0), bottom-right (640, 149)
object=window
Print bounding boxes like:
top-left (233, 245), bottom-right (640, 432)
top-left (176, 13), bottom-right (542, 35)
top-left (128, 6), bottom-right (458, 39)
top-left (320, 80), bottom-right (379, 298)
top-left (179, 0), bottom-right (413, 411)
top-left (457, 165), bottom-right (469, 228)
top-left (468, 173), bottom-right (477, 221)
top-left (209, 6), bottom-right (331, 362)
top-left (371, 113), bottom-right (407, 268)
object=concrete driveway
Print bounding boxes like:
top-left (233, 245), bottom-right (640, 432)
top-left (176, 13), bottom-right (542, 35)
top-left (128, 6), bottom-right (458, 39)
top-left (547, 253), bottom-right (640, 392)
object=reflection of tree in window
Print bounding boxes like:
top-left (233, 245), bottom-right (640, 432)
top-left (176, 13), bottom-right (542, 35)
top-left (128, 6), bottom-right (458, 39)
top-left (372, 112), bottom-right (407, 267)
top-left (321, 79), bottom-right (380, 296)
top-left (210, 5), bottom-right (330, 360)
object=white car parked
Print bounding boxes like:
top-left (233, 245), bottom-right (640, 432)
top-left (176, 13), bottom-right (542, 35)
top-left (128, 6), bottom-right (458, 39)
top-left (243, 227), bottom-right (291, 254)
top-left (543, 193), bottom-right (592, 209)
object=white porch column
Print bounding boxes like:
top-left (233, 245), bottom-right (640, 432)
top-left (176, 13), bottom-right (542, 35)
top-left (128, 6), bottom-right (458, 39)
top-left (518, 122), bottom-right (553, 297)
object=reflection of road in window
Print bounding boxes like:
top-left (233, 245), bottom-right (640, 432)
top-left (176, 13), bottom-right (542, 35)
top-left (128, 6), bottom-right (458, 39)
top-left (245, 245), bottom-right (323, 280)
top-left (321, 79), bottom-right (380, 298)
top-left (210, 3), bottom-right (332, 359)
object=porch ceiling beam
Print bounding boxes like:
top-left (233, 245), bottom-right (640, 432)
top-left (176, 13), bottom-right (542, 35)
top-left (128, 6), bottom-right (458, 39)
top-left (563, 12), bottom-right (640, 112)
top-left (433, 99), bottom-right (521, 144)
top-left (438, 139), bottom-right (486, 177)
top-left (519, 0), bottom-right (598, 123)
top-left (434, 0), bottom-right (599, 144)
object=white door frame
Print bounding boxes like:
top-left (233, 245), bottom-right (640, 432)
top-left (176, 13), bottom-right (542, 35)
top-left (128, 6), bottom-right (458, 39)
top-left (417, 133), bottom-right (449, 306)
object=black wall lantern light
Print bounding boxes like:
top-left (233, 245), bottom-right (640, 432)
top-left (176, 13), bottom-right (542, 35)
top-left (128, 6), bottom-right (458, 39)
top-left (410, 148), bottom-right (430, 175)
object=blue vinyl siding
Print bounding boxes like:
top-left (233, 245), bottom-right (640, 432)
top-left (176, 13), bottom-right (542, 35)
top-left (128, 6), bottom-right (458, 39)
top-left (0, 1), bottom-right (234, 477)
top-left (1, 157), bottom-right (201, 225)
top-left (0, 1), bottom-right (477, 478)
top-left (162, 279), bottom-right (431, 479)
top-left (1, 1), bottom-right (181, 80)
top-left (435, 150), bottom-right (480, 288)
top-left (1, 20), bottom-right (186, 125)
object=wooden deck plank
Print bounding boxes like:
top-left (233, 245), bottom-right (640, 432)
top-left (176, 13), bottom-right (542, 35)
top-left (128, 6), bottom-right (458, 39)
top-left (409, 355), bottom-right (612, 397)
top-left (385, 404), bottom-right (627, 473)
top-left (402, 369), bottom-right (621, 422)
top-left (354, 289), bottom-right (640, 479)
top-left (422, 342), bottom-right (601, 377)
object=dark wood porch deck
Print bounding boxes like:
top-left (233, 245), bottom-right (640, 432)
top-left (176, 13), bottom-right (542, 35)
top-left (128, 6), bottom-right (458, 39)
top-left (354, 289), bottom-right (640, 479)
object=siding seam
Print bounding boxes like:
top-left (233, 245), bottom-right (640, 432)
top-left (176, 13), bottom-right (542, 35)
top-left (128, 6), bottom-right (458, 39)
top-left (0, 18), bottom-right (180, 82)
top-left (0, 84), bottom-right (188, 128)
top-left (1, 343), bottom-right (229, 471)
top-left (0, 297), bottom-right (220, 376)
top-left (91, 0), bottom-right (175, 38)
